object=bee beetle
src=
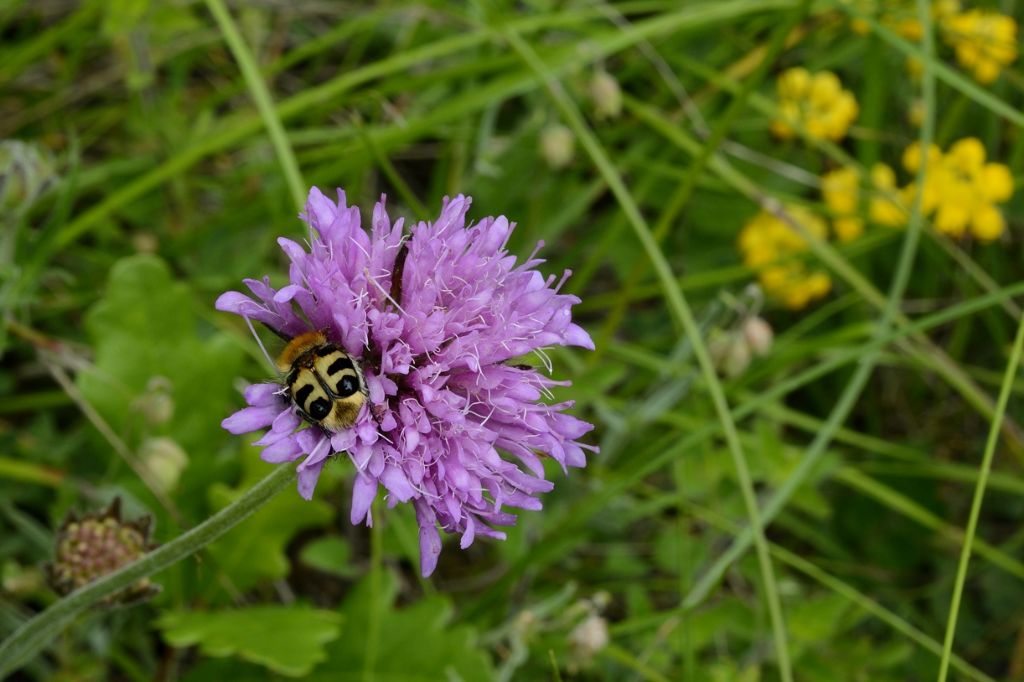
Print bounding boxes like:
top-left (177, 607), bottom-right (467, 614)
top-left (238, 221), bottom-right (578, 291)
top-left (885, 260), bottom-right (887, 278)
top-left (276, 331), bottom-right (367, 432)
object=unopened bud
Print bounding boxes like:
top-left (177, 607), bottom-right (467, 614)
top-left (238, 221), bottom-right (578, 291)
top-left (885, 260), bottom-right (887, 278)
top-left (140, 437), bottom-right (188, 493)
top-left (722, 336), bottom-right (750, 378)
top-left (742, 316), bottom-right (774, 357)
top-left (708, 329), bottom-right (751, 378)
top-left (589, 70), bottom-right (622, 120)
top-left (540, 124), bottom-right (575, 169)
top-left (569, 615), bottom-right (609, 661)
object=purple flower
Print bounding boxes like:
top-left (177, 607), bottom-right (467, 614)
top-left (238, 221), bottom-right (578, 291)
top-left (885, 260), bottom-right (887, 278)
top-left (216, 188), bottom-right (596, 576)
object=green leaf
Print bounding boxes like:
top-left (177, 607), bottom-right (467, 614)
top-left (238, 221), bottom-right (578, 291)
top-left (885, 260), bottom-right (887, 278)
top-left (309, 570), bottom-right (494, 682)
top-left (205, 454), bottom-right (332, 593)
top-left (300, 536), bottom-right (357, 578)
top-left (157, 605), bottom-right (342, 677)
top-left (77, 254), bottom-right (243, 462)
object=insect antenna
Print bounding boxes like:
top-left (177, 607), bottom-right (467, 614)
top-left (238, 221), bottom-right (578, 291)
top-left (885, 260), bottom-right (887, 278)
top-left (245, 317), bottom-right (279, 373)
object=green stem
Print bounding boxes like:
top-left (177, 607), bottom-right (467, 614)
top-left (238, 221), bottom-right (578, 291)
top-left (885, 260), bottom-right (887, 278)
top-left (0, 465), bottom-right (295, 677)
top-left (363, 499), bottom-right (383, 682)
top-left (203, 0), bottom-right (307, 208)
top-left (681, 0), bottom-right (936, 610)
top-left (936, 298), bottom-right (1024, 679)
top-left (502, 27), bottom-right (794, 682)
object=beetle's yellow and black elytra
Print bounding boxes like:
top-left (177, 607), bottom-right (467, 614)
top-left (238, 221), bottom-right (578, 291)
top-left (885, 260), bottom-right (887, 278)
top-left (276, 331), bottom-right (367, 432)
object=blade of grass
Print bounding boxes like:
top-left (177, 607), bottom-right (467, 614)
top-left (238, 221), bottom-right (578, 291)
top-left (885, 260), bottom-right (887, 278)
top-left (589, 0), bottom-right (809, 365)
top-left (601, 643), bottom-right (672, 682)
top-left (835, 1), bottom-right (1024, 129)
top-left (467, 278), bottom-right (1024, 619)
top-left (674, 51), bottom-right (1024, 323)
top-left (678, 497), bottom-right (997, 682)
top-left (502, 27), bottom-right (794, 681)
top-left (836, 467), bottom-right (1024, 581)
top-left (626, 93), bottom-right (1022, 457)
top-left (0, 457), bottom-right (64, 488)
top-left (937, 298), bottom-right (1024, 679)
top-left (51, 0), bottom-right (795, 252)
top-left (204, 0), bottom-right (306, 208)
top-left (681, 0), bottom-right (937, 611)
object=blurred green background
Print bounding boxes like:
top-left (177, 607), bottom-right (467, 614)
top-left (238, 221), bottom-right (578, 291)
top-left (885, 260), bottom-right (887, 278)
top-left (3, 0), bottom-right (1024, 679)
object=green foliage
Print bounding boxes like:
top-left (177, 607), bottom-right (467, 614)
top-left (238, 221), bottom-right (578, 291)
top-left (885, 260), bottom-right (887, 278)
top-left (78, 254), bottom-right (242, 460)
top-left (157, 605), bottom-right (342, 676)
top-left (205, 454), bottom-right (332, 594)
top-left (4, 0), bottom-right (1024, 679)
top-left (308, 569), bottom-right (494, 682)
top-left (300, 536), bottom-right (358, 579)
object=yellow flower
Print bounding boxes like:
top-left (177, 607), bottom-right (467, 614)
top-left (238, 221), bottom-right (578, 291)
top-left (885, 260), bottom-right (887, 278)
top-left (902, 138), bottom-right (1014, 241)
top-left (868, 164), bottom-right (908, 227)
top-left (847, 0), bottom-right (960, 39)
top-left (822, 164), bottom-right (908, 241)
top-left (942, 10), bottom-right (1017, 84)
top-left (822, 167), bottom-right (864, 242)
top-left (771, 68), bottom-right (859, 142)
top-left (738, 206), bottom-right (832, 310)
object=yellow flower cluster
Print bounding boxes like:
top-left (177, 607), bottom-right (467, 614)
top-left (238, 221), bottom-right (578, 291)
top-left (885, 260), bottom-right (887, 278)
top-left (738, 206), bottom-right (832, 310)
top-left (903, 137), bottom-right (1014, 241)
top-left (847, 0), bottom-right (954, 39)
top-left (771, 68), bottom-right (859, 142)
top-left (849, 0), bottom-right (1017, 83)
top-left (942, 10), bottom-right (1018, 84)
top-left (822, 164), bottom-right (908, 242)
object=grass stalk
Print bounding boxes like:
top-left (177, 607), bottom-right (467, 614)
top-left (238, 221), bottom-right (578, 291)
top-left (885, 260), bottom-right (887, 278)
top-left (503, 27), bottom-right (795, 681)
top-left (204, 0), bottom-right (307, 208)
top-left (936, 296), bottom-right (1024, 679)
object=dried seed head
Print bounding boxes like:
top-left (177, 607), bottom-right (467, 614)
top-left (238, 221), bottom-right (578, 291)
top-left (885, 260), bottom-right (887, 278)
top-left (46, 498), bottom-right (158, 606)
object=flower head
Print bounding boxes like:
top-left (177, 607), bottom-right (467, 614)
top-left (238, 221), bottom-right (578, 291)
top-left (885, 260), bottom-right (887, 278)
top-left (942, 10), bottom-right (1017, 84)
top-left (217, 189), bottom-right (596, 576)
top-left (822, 164), bottom-right (908, 241)
top-left (771, 68), bottom-right (859, 142)
top-left (903, 137), bottom-right (1013, 241)
top-left (738, 206), bottom-right (832, 310)
top-left (46, 498), bottom-right (158, 605)
top-left (847, 0), bottom-right (961, 39)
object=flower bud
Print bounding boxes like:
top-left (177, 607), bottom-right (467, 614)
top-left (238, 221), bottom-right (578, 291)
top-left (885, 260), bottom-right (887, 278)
top-left (540, 124), bottom-right (575, 169)
top-left (722, 335), bottom-right (751, 378)
top-left (569, 614), bottom-right (609, 661)
top-left (708, 328), bottom-right (751, 378)
top-left (742, 316), bottom-right (774, 357)
top-left (589, 70), bottom-right (622, 120)
top-left (46, 498), bottom-right (158, 606)
top-left (140, 437), bottom-right (188, 493)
